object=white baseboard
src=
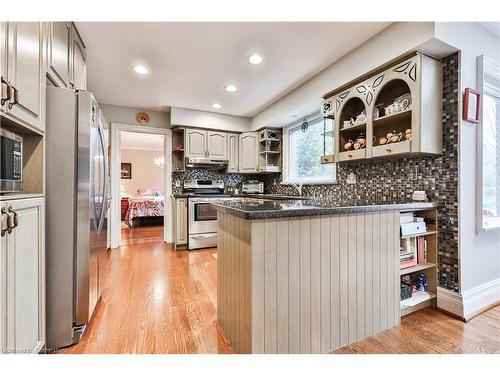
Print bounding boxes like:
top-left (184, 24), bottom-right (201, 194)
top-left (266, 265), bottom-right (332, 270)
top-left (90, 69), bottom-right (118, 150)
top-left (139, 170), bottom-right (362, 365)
top-left (437, 278), bottom-right (500, 319)
top-left (437, 287), bottom-right (463, 317)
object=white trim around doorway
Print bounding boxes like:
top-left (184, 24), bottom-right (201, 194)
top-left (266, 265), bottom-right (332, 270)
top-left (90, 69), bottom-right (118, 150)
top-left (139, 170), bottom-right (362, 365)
top-left (110, 123), bottom-right (173, 248)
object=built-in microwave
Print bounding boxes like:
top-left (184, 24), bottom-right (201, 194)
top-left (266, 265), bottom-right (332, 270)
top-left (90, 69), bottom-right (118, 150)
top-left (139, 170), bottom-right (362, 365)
top-left (0, 129), bottom-right (23, 192)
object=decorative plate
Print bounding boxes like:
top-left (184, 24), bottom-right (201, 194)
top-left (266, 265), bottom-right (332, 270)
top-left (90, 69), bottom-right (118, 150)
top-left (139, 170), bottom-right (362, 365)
top-left (136, 112), bottom-right (150, 125)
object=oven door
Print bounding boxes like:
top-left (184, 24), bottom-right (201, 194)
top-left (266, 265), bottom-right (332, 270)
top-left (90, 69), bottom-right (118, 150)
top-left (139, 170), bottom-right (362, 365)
top-left (188, 198), bottom-right (218, 234)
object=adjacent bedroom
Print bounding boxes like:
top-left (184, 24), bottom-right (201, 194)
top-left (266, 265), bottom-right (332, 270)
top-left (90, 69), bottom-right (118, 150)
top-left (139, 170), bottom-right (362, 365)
top-left (119, 131), bottom-right (166, 243)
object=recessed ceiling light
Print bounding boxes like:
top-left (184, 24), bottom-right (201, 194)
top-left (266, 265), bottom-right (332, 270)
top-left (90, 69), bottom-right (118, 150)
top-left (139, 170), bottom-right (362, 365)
top-left (224, 84), bottom-right (237, 92)
top-left (212, 103), bottom-right (221, 109)
top-left (134, 64), bottom-right (148, 75)
top-left (248, 54), bottom-right (263, 65)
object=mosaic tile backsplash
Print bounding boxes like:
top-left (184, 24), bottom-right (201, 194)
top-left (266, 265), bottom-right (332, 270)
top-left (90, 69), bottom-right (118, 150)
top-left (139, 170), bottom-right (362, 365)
top-left (172, 54), bottom-right (460, 292)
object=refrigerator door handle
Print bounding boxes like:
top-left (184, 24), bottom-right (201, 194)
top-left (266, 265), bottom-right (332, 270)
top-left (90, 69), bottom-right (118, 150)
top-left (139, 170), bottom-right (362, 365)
top-left (97, 124), bottom-right (108, 233)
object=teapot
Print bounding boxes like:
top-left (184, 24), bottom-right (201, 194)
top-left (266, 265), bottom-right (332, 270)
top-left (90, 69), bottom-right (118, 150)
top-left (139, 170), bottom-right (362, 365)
top-left (353, 135), bottom-right (366, 150)
top-left (344, 139), bottom-right (355, 151)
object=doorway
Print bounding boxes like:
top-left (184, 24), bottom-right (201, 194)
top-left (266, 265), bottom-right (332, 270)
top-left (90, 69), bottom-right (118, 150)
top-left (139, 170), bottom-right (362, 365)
top-left (109, 123), bottom-right (173, 248)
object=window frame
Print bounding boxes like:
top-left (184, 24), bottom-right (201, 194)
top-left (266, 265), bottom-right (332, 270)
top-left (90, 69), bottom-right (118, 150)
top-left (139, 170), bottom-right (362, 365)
top-left (282, 115), bottom-right (336, 185)
top-left (477, 55), bottom-right (500, 233)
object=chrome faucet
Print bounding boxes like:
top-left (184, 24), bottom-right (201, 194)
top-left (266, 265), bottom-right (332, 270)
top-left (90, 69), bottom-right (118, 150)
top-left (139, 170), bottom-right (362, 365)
top-left (288, 182), bottom-right (303, 196)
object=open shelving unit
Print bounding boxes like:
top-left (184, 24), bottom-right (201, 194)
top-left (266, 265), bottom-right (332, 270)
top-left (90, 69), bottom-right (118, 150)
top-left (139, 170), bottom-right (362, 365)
top-left (399, 208), bottom-right (438, 317)
top-left (171, 127), bottom-right (185, 172)
top-left (258, 128), bottom-right (282, 173)
top-left (337, 97), bottom-right (367, 162)
top-left (320, 52), bottom-right (443, 164)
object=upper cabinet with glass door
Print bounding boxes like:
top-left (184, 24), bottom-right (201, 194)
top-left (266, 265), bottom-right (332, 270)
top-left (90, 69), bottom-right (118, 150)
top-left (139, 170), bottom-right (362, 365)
top-left (322, 52), bottom-right (443, 163)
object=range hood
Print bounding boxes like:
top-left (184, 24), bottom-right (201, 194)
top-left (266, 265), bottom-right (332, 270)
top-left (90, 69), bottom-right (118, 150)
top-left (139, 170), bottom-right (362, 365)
top-left (185, 157), bottom-right (229, 170)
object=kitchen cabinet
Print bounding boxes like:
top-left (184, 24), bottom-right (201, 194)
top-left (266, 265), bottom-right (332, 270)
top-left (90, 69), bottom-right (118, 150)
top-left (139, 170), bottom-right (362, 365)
top-left (185, 129), bottom-right (227, 159)
top-left (227, 133), bottom-right (239, 173)
top-left (47, 22), bottom-right (86, 90)
top-left (175, 198), bottom-right (188, 248)
top-left (323, 52), bottom-right (442, 164)
top-left (239, 132), bottom-right (259, 173)
top-left (1, 22), bottom-right (44, 133)
top-left (47, 22), bottom-right (71, 88)
top-left (70, 25), bottom-right (86, 90)
top-left (207, 131), bottom-right (227, 158)
top-left (185, 129), bottom-right (207, 158)
top-left (0, 197), bottom-right (45, 353)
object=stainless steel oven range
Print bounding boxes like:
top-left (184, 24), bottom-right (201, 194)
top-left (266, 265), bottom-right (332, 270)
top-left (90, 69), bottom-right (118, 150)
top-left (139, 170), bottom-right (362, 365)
top-left (183, 179), bottom-right (227, 250)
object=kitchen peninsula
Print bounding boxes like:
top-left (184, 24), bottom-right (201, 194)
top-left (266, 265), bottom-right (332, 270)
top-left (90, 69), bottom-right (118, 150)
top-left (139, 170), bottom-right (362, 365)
top-left (213, 198), bottom-right (438, 354)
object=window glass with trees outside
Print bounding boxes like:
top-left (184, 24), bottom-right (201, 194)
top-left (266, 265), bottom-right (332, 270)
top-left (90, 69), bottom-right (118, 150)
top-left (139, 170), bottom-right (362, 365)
top-left (285, 117), bottom-right (335, 184)
top-left (479, 55), bottom-right (500, 231)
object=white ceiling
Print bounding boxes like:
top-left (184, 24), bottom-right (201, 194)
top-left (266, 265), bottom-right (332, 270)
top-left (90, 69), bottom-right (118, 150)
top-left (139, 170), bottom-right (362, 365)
top-left (121, 132), bottom-right (164, 151)
top-left (77, 22), bottom-right (391, 117)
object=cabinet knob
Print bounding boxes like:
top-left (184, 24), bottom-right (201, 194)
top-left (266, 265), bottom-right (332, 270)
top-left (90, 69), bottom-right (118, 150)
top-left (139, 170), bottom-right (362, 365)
top-left (348, 154), bottom-right (353, 159)
top-left (386, 148), bottom-right (392, 153)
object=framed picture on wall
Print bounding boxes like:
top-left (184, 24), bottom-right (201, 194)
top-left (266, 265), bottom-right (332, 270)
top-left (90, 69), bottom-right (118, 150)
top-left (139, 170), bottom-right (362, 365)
top-left (463, 87), bottom-right (481, 123)
top-left (121, 163), bottom-right (132, 179)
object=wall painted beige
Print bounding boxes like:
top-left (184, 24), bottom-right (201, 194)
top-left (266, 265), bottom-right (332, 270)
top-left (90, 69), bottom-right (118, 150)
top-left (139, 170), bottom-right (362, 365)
top-left (120, 148), bottom-right (165, 195)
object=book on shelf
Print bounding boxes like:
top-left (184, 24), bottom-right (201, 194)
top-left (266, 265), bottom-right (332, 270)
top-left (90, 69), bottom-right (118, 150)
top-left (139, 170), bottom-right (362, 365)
top-left (400, 235), bottom-right (428, 269)
top-left (416, 236), bottom-right (428, 263)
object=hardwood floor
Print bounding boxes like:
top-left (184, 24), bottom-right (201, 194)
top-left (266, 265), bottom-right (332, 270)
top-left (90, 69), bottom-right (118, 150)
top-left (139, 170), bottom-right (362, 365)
top-left (334, 305), bottom-right (500, 354)
top-left (59, 226), bottom-right (232, 354)
top-left (57, 226), bottom-right (499, 354)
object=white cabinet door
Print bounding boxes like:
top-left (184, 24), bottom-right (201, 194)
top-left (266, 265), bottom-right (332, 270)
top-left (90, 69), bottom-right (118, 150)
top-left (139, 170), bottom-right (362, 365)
top-left (239, 132), bottom-right (259, 173)
top-left (1, 23), bottom-right (7, 114)
top-left (71, 24), bottom-right (86, 90)
top-left (207, 131), bottom-right (227, 159)
top-left (227, 133), bottom-right (239, 173)
top-left (3, 198), bottom-right (45, 353)
top-left (175, 198), bottom-right (187, 246)
top-left (47, 22), bottom-right (71, 88)
top-left (0, 202), bottom-right (6, 353)
top-left (185, 129), bottom-right (207, 158)
top-left (5, 22), bottom-right (44, 132)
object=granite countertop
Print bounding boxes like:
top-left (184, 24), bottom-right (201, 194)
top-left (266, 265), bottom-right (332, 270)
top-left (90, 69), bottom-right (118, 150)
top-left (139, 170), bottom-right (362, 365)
top-left (211, 198), bottom-right (439, 219)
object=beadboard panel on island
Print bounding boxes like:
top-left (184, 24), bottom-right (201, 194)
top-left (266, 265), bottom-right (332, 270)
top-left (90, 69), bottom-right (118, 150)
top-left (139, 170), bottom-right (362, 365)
top-left (217, 210), bottom-right (400, 354)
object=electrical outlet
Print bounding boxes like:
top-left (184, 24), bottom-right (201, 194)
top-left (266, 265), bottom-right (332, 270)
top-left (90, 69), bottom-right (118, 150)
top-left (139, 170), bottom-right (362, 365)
top-left (346, 172), bottom-right (356, 184)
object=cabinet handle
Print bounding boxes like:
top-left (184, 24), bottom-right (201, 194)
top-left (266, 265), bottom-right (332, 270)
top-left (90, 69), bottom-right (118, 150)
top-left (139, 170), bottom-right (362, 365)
top-left (1, 76), bottom-right (12, 106)
top-left (11, 208), bottom-right (18, 231)
top-left (6, 206), bottom-right (18, 234)
top-left (385, 148), bottom-right (392, 153)
top-left (1, 208), bottom-right (9, 237)
top-left (69, 81), bottom-right (75, 89)
top-left (8, 86), bottom-right (19, 109)
top-left (348, 154), bottom-right (353, 159)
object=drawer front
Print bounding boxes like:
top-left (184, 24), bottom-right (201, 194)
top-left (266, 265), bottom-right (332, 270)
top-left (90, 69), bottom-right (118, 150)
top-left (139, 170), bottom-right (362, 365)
top-left (372, 141), bottom-right (411, 158)
top-left (320, 154), bottom-right (334, 164)
top-left (338, 149), bottom-right (366, 162)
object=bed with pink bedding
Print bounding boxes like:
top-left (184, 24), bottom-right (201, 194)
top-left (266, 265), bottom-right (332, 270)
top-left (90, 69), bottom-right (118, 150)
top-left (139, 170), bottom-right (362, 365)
top-left (124, 190), bottom-right (165, 225)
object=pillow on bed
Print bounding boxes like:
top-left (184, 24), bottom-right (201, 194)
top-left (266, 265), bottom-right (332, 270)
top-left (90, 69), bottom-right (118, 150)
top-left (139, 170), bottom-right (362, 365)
top-left (135, 188), bottom-right (163, 197)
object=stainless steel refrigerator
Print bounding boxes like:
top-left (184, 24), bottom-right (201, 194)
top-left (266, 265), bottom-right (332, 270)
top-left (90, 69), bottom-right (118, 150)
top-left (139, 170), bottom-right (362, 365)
top-left (45, 87), bottom-right (109, 349)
